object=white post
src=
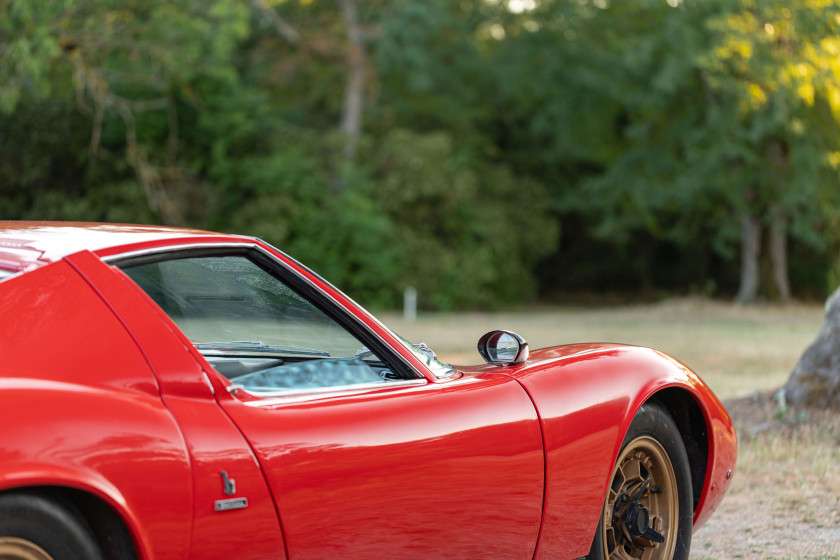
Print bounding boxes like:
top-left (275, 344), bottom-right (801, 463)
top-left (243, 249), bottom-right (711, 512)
top-left (403, 286), bottom-right (417, 322)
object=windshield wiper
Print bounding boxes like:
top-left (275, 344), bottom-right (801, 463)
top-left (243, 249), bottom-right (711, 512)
top-left (194, 341), bottom-right (330, 358)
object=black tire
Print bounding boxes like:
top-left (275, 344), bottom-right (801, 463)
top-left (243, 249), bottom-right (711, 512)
top-left (0, 492), bottom-right (103, 560)
top-left (586, 402), bottom-right (693, 560)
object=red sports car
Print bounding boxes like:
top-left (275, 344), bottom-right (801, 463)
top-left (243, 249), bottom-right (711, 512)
top-left (0, 222), bottom-right (735, 560)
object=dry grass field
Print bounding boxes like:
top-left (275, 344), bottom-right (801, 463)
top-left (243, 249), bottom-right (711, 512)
top-left (381, 297), bottom-right (821, 399)
top-left (380, 298), bottom-right (840, 559)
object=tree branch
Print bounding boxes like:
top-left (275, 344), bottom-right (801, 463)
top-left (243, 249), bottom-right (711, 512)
top-left (251, 0), bottom-right (300, 44)
top-left (338, 0), bottom-right (366, 162)
top-left (67, 50), bottom-right (184, 225)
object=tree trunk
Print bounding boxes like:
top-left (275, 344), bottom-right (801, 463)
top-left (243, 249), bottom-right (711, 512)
top-left (338, 0), bottom-right (365, 163)
top-left (767, 141), bottom-right (791, 303)
top-left (769, 208), bottom-right (791, 303)
top-left (734, 214), bottom-right (761, 304)
top-left (784, 286), bottom-right (840, 408)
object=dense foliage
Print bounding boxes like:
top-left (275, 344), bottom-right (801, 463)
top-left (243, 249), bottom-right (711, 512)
top-left (2, 0), bottom-right (840, 308)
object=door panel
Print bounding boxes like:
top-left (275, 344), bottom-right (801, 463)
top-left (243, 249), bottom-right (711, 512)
top-left (221, 373), bottom-right (544, 559)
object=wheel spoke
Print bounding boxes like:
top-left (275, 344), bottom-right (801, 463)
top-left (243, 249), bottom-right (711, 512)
top-left (622, 456), bottom-right (643, 485)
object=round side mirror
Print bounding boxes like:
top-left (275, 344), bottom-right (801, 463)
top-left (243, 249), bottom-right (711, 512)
top-left (477, 330), bottom-right (529, 365)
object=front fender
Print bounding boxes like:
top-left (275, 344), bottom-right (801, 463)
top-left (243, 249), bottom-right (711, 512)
top-left (479, 343), bottom-right (735, 560)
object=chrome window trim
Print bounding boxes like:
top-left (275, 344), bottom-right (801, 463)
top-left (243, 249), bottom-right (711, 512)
top-left (105, 241), bottom-right (432, 389)
top-left (101, 242), bottom-right (261, 264)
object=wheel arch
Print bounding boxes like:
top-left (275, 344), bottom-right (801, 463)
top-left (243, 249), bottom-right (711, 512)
top-left (647, 388), bottom-right (709, 513)
top-left (0, 485), bottom-right (139, 560)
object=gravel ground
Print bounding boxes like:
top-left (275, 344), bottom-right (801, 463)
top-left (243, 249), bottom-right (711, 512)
top-left (690, 392), bottom-right (840, 560)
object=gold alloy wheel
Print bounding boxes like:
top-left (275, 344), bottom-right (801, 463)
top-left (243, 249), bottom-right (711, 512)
top-left (0, 537), bottom-right (54, 560)
top-left (602, 436), bottom-right (679, 560)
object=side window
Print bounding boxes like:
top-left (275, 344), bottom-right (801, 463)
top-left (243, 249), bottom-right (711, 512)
top-left (122, 254), bottom-right (408, 393)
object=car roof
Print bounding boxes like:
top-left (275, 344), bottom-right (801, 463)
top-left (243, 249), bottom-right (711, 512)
top-left (0, 221), bottom-right (246, 272)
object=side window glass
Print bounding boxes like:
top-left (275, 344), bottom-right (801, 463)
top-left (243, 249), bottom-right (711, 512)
top-left (122, 255), bottom-right (407, 393)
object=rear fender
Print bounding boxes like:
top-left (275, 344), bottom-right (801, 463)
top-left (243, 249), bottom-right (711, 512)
top-left (0, 380), bottom-right (193, 560)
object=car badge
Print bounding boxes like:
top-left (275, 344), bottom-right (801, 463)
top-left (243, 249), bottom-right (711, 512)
top-left (214, 498), bottom-right (249, 512)
top-left (214, 470), bottom-right (248, 512)
top-left (220, 470), bottom-right (236, 496)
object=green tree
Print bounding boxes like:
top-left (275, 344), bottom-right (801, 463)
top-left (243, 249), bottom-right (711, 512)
top-left (701, 0), bottom-right (840, 302)
top-left (494, 0), bottom-right (840, 301)
top-left (1, 0), bottom-right (249, 223)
